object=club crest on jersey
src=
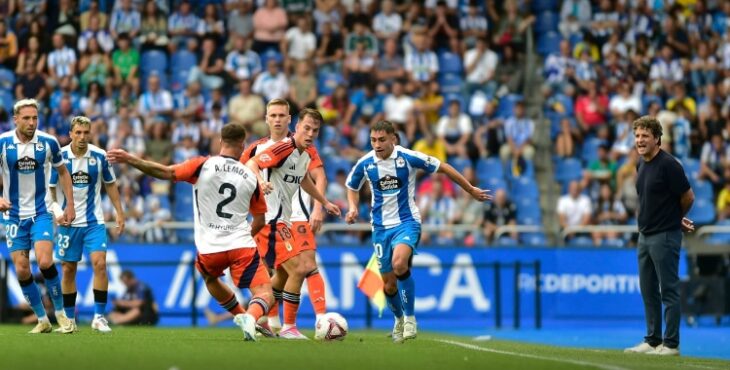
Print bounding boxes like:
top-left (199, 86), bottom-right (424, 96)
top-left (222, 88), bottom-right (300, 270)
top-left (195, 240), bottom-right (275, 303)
top-left (15, 156), bottom-right (38, 174)
top-left (259, 153), bottom-right (271, 162)
top-left (72, 171), bottom-right (91, 187)
top-left (395, 157), bottom-right (406, 168)
top-left (377, 175), bottom-right (402, 194)
top-left (36, 143), bottom-right (45, 151)
top-left (89, 157), bottom-right (97, 166)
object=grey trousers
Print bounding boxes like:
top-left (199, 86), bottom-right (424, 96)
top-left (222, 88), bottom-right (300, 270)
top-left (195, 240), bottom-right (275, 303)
top-left (637, 230), bottom-right (682, 348)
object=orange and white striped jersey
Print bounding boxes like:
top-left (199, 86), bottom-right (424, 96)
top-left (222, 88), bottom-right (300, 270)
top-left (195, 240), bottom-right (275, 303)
top-left (243, 137), bottom-right (322, 226)
top-left (173, 155), bottom-right (266, 254)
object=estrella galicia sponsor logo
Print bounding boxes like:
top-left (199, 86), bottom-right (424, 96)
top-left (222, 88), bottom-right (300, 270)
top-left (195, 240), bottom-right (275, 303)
top-left (377, 175), bottom-right (402, 194)
top-left (15, 156), bottom-right (38, 174)
top-left (72, 171), bottom-right (91, 187)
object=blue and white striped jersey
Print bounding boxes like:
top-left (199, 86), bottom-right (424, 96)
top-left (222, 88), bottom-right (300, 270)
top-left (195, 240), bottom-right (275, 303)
top-left (0, 130), bottom-right (64, 221)
top-left (346, 145), bottom-right (441, 229)
top-left (50, 144), bottom-right (116, 227)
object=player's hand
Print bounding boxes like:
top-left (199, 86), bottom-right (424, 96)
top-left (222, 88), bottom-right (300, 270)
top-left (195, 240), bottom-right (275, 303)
top-left (310, 206), bottom-right (324, 233)
top-left (681, 217), bottom-right (695, 232)
top-left (116, 216), bottom-right (126, 236)
top-left (324, 201), bottom-right (341, 217)
top-left (345, 209), bottom-right (358, 224)
top-left (469, 186), bottom-right (492, 201)
top-left (107, 149), bottom-right (133, 164)
top-left (0, 198), bottom-right (11, 212)
top-left (62, 206), bottom-right (76, 226)
top-left (259, 181), bottom-right (274, 195)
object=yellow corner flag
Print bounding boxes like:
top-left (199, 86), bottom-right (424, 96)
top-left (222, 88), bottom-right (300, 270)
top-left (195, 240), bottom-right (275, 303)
top-left (357, 252), bottom-right (387, 317)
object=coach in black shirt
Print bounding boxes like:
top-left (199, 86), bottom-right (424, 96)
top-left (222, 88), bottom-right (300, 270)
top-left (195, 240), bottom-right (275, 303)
top-left (624, 116), bottom-right (695, 356)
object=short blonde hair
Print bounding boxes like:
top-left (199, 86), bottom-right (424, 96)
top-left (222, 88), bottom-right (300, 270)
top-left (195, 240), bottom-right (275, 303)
top-left (70, 116), bottom-right (92, 131)
top-left (266, 98), bottom-right (290, 112)
top-left (13, 98), bottom-right (39, 115)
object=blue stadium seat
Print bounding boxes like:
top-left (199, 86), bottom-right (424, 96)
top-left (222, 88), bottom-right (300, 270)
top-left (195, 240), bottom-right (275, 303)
top-left (0, 68), bottom-right (15, 90)
top-left (324, 156), bottom-right (353, 181)
top-left (438, 73), bottom-right (464, 95)
top-left (510, 176), bottom-right (539, 200)
top-left (601, 238), bottom-right (627, 248)
top-left (496, 236), bottom-right (519, 246)
top-left (170, 69), bottom-right (190, 92)
top-left (521, 232), bottom-right (548, 246)
top-left (496, 94), bottom-right (523, 118)
top-left (141, 50), bottom-right (169, 74)
top-left (476, 157), bottom-right (504, 180)
top-left (0, 89), bottom-right (13, 113)
top-left (438, 51), bottom-right (464, 75)
top-left (480, 177), bottom-right (507, 192)
top-left (551, 93), bottom-right (574, 117)
top-left (317, 71), bottom-right (345, 96)
top-left (448, 157), bottom-right (473, 174)
top-left (691, 179), bottom-right (714, 202)
top-left (580, 137), bottom-right (606, 165)
top-left (516, 198), bottom-right (541, 224)
top-left (532, 0), bottom-right (559, 12)
top-left (536, 31), bottom-right (562, 57)
top-left (705, 219), bottom-right (730, 245)
top-left (567, 236), bottom-right (594, 247)
top-left (554, 157), bottom-right (583, 184)
top-left (687, 199), bottom-right (716, 226)
top-left (170, 50), bottom-right (197, 73)
top-left (535, 11), bottom-right (559, 34)
top-left (680, 158), bottom-right (700, 181)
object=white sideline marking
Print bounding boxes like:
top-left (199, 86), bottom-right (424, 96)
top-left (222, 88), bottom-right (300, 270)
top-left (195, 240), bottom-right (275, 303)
top-left (435, 339), bottom-right (629, 370)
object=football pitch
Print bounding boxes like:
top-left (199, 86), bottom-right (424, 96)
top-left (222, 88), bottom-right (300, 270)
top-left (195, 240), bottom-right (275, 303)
top-left (1, 325), bottom-right (728, 370)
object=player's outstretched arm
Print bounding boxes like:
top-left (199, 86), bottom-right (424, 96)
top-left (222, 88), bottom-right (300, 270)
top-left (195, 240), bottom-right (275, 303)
top-left (345, 189), bottom-right (360, 224)
top-left (104, 181), bottom-right (126, 236)
top-left (55, 164), bottom-right (76, 225)
top-left (437, 162), bottom-right (492, 202)
top-left (301, 174), bottom-right (340, 217)
top-left (107, 149), bottom-right (175, 180)
top-left (245, 159), bottom-right (273, 194)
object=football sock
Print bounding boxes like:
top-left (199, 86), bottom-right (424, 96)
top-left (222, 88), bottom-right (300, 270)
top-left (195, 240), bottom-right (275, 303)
top-left (63, 292), bottom-right (77, 319)
top-left (269, 288), bottom-right (282, 319)
top-left (41, 265), bottom-right (64, 311)
top-left (248, 297), bottom-right (269, 321)
top-left (19, 276), bottom-right (47, 320)
top-left (93, 289), bottom-right (107, 317)
top-left (385, 290), bottom-right (403, 318)
top-left (218, 294), bottom-right (245, 316)
top-left (396, 271), bottom-right (415, 316)
top-left (282, 290), bottom-right (300, 326)
top-left (306, 269), bottom-right (327, 315)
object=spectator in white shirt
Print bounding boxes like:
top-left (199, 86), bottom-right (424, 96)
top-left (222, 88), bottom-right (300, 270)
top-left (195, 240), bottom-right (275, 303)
top-left (281, 17), bottom-right (316, 74)
top-left (609, 81), bottom-right (642, 118)
top-left (110, 0), bottom-right (141, 39)
top-left (499, 100), bottom-right (535, 162)
top-left (649, 44), bottom-right (684, 95)
top-left (78, 15), bottom-right (115, 53)
top-left (372, 0), bottom-right (402, 41)
top-left (557, 180), bottom-right (593, 241)
top-left (559, 0), bottom-right (591, 38)
top-left (167, 0), bottom-right (200, 52)
top-left (225, 35), bottom-right (262, 84)
top-left (252, 59), bottom-right (289, 101)
top-left (47, 33), bottom-right (78, 90)
top-left (464, 36), bottom-right (499, 97)
top-left (137, 74), bottom-right (173, 125)
top-left (436, 99), bottom-right (473, 159)
top-left (383, 80), bottom-right (416, 142)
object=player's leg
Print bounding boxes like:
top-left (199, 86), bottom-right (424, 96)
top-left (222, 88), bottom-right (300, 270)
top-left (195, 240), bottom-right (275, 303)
top-left (254, 224), bottom-right (282, 331)
top-left (374, 229), bottom-right (405, 343)
top-left (268, 266), bottom-right (287, 331)
top-left (196, 252), bottom-right (246, 318)
top-left (279, 254), bottom-right (309, 339)
top-left (33, 214), bottom-right (67, 326)
top-left (56, 225), bottom-right (84, 333)
top-left (293, 221), bottom-right (326, 320)
top-left (390, 222), bottom-right (420, 341)
top-left (231, 248), bottom-right (274, 341)
top-left (9, 219), bottom-right (52, 333)
top-left (86, 224), bottom-right (112, 332)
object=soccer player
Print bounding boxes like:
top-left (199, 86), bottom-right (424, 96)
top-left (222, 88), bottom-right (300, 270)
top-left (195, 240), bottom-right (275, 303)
top-left (0, 98), bottom-right (76, 333)
top-left (108, 123), bottom-right (273, 341)
top-left (345, 120), bottom-right (491, 342)
top-left (49, 116), bottom-right (125, 333)
top-left (241, 100), bottom-right (330, 334)
top-left (244, 103), bottom-right (341, 339)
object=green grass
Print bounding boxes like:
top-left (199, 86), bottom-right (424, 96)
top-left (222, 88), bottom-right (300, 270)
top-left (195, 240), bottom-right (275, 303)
top-left (1, 325), bottom-right (728, 370)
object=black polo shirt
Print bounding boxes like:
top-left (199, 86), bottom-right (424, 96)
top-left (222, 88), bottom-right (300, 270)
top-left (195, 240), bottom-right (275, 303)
top-left (635, 150), bottom-right (691, 235)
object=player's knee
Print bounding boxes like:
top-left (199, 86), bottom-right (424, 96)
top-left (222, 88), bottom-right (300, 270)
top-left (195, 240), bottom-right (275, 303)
top-left (15, 266), bottom-right (31, 280)
top-left (92, 259), bottom-right (107, 275)
top-left (36, 256), bottom-right (54, 270)
top-left (61, 263), bottom-right (77, 277)
top-left (384, 280), bottom-right (398, 295)
top-left (392, 261), bottom-right (409, 276)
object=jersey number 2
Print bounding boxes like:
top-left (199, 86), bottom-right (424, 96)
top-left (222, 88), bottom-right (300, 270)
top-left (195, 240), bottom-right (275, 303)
top-left (216, 183), bottom-right (237, 219)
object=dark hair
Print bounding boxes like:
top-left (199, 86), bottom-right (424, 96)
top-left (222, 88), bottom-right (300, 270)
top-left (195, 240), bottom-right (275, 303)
top-left (632, 115), bottom-right (662, 145)
top-left (371, 120), bottom-right (396, 135)
top-left (221, 123), bottom-right (247, 145)
top-left (298, 108), bottom-right (323, 126)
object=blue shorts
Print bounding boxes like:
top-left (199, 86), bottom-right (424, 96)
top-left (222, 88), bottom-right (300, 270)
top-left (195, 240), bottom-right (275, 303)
top-left (55, 224), bottom-right (108, 262)
top-left (372, 222), bottom-right (421, 274)
top-left (4, 213), bottom-right (54, 252)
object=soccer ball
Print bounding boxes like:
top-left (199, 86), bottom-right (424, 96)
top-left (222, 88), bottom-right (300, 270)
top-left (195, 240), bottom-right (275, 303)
top-left (314, 312), bottom-right (348, 341)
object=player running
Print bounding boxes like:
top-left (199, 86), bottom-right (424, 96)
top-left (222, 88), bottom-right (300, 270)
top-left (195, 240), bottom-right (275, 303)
top-left (0, 98), bottom-right (76, 333)
top-left (49, 116), bottom-right (125, 333)
top-left (108, 123), bottom-right (273, 341)
top-left (243, 102), bottom-right (340, 339)
top-left (345, 120), bottom-right (491, 342)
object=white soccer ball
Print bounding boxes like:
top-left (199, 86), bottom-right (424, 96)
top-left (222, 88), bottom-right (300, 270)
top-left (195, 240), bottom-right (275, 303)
top-left (314, 312), bottom-right (348, 341)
